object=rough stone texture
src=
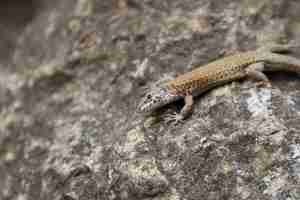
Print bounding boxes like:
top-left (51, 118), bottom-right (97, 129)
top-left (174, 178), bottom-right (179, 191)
top-left (1, 0), bottom-right (300, 200)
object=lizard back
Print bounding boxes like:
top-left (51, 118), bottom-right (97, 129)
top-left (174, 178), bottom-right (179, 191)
top-left (165, 51), bottom-right (259, 95)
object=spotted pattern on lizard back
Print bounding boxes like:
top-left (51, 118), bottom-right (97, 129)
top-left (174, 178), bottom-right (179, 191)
top-left (165, 51), bottom-right (258, 95)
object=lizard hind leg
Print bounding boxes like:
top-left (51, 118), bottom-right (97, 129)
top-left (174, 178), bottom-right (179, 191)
top-left (245, 62), bottom-right (271, 88)
top-left (258, 43), bottom-right (297, 54)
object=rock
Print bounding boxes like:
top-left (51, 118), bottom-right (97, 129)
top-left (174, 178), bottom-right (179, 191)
top-left (1, 1), bottom-right (300, 200)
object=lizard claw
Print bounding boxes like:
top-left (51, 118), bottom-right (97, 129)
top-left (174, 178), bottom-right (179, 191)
top-left (165, 112), bottom-right (184, 126)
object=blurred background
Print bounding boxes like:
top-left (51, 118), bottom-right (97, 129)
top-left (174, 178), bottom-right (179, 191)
top-left (1, 1), bottom-right (300, 200)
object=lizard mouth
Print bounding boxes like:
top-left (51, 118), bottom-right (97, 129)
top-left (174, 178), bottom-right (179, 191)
top-left (137, 100), bottom-right (157, 113)
top-left (137, 104), bottom-right (148, 113)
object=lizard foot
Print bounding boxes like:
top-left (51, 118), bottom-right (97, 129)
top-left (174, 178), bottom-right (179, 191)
top-left (255, 81), bottom-right (272, 88)
top-left (165, 112), bottom-right (184, 126)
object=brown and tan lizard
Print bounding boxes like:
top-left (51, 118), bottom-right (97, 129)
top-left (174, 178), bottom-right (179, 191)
top-left (137, 43), bottom-right (300, 123)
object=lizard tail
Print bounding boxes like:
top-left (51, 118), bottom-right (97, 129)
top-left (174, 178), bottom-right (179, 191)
top-left (262, 52), bottom-right (300, 74)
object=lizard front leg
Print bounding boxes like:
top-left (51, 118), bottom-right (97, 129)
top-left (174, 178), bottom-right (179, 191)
top-left (165, 94), bottom-right (194, 125)
top-left (180, 94), bottom-right (194, 118)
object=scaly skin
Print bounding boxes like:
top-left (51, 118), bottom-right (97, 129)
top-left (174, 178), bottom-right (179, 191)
top-left (165, 51), bottom-right (258, 95)
top-left (137, 44), bottom-right (300, 123)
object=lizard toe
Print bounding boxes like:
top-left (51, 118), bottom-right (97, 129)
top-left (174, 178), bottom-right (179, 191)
top-left (165, 112), bottom-right (184, 126)
top-left (255, 81), bottom-right (272, 88)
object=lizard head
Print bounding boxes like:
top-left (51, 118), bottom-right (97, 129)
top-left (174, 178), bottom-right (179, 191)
top-left (137, 86), bottom-right (178, 113)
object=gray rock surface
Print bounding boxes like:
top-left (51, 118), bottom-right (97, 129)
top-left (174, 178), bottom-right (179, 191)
top-left (1, 0), bottom-right (300, 199)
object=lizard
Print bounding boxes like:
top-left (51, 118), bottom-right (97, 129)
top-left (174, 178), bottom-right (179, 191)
top-left (137, 43), bottom-right (300, 124)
